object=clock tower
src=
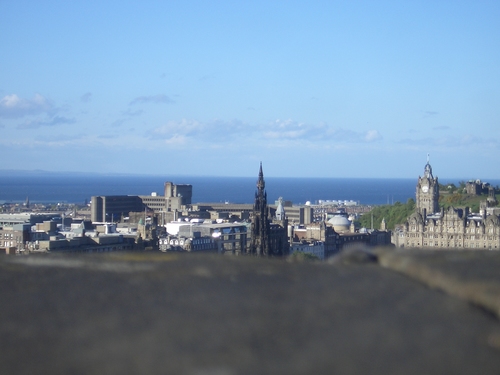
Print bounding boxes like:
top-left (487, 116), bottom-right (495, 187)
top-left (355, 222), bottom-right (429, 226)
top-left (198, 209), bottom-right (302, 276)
top-left (416, 156), bottom-right (439, 217)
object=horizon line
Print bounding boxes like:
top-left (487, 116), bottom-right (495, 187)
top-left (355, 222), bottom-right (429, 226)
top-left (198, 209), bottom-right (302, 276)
top-left (0, 169), bottom-right (498, 182)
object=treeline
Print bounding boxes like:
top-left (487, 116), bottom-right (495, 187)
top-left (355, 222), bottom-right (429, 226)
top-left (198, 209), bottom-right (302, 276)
top-left (357, 199), bottom-right (415, 230)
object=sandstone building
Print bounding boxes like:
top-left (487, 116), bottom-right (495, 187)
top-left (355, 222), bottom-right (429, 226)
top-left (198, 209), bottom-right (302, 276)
top-left (401, 161), bottom-right (500, 250)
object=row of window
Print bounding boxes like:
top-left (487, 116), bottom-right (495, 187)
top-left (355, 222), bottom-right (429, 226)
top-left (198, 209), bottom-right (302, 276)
top-left (413, 233), bottom-right (499, 241)
top-left (410, 241), bottom-right (498, 249)
top-left (411, 226), bottom-right (498, 234)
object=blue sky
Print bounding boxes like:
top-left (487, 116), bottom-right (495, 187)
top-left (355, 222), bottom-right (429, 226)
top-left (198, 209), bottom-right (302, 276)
top-left (1, 1), bottom-right (499, 179)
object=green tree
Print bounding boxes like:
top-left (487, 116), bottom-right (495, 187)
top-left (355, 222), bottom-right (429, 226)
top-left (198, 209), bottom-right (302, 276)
top-left (358, 198), bottom-right (416, 230)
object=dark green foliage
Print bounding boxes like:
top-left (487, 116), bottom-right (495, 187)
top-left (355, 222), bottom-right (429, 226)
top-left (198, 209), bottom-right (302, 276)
top-left (358, 199), bottom-right (415, 230)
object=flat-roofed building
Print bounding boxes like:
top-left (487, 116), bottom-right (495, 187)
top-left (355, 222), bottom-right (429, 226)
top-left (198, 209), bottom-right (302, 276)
top-left (285, 206), bottom-right (314, 225)
top-left (91, 195), bottom-right (144, 222)
top-left (0, 213), bottom-right (59, 227)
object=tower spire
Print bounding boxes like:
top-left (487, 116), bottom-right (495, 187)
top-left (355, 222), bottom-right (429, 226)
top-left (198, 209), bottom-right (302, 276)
top-left (249, 163), bottom-right (270, 256)
top-left (257, 162), bottom-right (265, 190)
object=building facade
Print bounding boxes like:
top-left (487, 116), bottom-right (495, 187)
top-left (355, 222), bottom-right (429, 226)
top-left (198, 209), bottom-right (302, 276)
top-left (164, 182), bottom-right (192, 209)
top-left (91, 182), bottom-right (192, 223)
top-left (91, 195), bottom-right (144, 222)
top-left (401, 161), bottom-right (500, 250)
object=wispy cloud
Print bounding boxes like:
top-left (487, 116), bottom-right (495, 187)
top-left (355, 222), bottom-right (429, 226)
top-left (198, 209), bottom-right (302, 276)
top-left (0, 94), bottom-right (54, 118)
top-left (110, 119), bottom-right (126, 128)
top-left (80, 92), bottom-right (92, 103)
top-left (121, 108), bottom-right (144, 117)
top-left (364, 129), bottom-right (382, 142)
top-left (37, 133), bottom-right (86, 142)
top-left (151, 119), bottom-right (250, 143)
top-left (151, 118), bottom-right (383, 146)
top-left (398, 135), bottom-right (498, 149)
top-left (129, 94), bottom-right (174, 105)
top-left (263, 119), bottom-right (382, 143)
top-left (263, 119), bottom-right (322, 140)
top-left (422, 110), bottom-right (439, 119)
top-left (17, 116), bottom-right (76, 129)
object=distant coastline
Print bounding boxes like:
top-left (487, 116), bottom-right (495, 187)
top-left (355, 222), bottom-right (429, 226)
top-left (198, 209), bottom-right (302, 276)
top-left (0, 169), bottom-right (497, 182)
top-left (2, 173), bottom-right (498, 206)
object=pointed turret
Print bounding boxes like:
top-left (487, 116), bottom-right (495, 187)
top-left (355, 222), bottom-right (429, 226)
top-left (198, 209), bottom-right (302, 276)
top-left (424, 153), bottom-right (433, 179)
top-left (276, 197), bottom-right (285, 221)
top-left (380, 217), bottom-right (387, 231)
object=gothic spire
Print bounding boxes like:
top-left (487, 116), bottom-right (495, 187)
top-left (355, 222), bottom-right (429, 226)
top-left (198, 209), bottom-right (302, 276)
top-left (249, 162), bottom-right (270, 256)
top-left (257, 162), bottom-right (265, 190)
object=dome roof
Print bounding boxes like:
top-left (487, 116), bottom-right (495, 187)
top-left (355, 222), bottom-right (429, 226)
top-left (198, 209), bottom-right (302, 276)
top-left (328, 215), bottom-right (351, 231)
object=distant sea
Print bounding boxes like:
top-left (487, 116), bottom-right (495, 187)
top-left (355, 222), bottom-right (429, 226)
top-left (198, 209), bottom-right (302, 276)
top-left (1, 173), bottom-right (499, 206)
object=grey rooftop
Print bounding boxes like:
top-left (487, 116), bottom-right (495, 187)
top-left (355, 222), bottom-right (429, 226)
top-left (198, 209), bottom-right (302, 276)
top-left (1, 249), bottom-right (500, 374)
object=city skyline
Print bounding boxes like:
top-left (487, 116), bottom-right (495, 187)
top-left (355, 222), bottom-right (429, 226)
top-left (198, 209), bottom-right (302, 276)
top-left (1, 1), bottom-right (499, 179)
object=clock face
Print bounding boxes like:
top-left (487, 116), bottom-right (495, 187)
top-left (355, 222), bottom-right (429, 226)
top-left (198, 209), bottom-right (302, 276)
top-left (421, 185), bottom-right (429, 193)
